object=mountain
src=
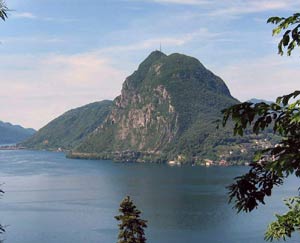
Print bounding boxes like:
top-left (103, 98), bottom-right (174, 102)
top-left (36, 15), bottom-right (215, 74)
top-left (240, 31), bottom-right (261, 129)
top-left (0, 121), bottom-right (35, 145)
top-left (21, 100), bottom-right (112, 150)
top-left (69, 51), bottom-right (249, 163)
top-left (247, 98), bottom-right (273, 105)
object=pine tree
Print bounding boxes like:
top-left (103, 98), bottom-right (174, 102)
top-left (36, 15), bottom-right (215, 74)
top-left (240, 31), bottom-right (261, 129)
top-left (115, 196), bottom-right (147, 243)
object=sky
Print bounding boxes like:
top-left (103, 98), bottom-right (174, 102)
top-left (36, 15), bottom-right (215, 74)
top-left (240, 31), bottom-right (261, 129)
top-left (1, 0), bottom-right (300, 129)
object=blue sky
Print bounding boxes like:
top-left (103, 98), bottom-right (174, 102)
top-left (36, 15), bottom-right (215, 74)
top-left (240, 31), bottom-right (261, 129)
top-left (1, 0), bottom-right (300, 129)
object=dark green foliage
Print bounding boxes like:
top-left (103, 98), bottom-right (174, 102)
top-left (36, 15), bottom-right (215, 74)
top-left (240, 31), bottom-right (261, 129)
top-left (222, 16), bottom-right (300, 238)
top-left (0, 121), bottom-right (35, 144)
top-left (224, 93), bottom-right (300, 240)
top-left (268, 13), bottom-right (300, 56)
top-left (115, 196), bottom-right (147, 243)
top-left (21, 100), bottom-right (112, 150)
top-left (265, 197), bottom-right (300, 241)
top-left (223, 91), bottom-right (300, 212)
top-left (0, 0), bottom-right (8, 21)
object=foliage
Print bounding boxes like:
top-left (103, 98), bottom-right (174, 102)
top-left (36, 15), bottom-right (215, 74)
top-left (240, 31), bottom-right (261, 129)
top-left (115, 196), bottom-right (147, 243)
top-left (223, 91), bottom-right (300, 228)
top-left (265, 197), bottom-right (300, 241)
top-left (268, 13), bottom-right (300, 56)
top-left (223, 12), bottom-right (300, 241)
top-left (0, 0), bottom-right (8, 21)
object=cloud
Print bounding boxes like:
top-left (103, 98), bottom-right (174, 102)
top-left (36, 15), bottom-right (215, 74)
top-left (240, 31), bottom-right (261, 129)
top-left (11, 12), bottom-right (37, 19)
top-left (0, 29), bottom-right (220, 129)
top-left (11, 11), bottom-right (77, 22)
top-left (1, 36), bottom-right (65, 44)
top-left (0, 52), bottom-right (127, 129)
top-left (145, 0), bottom-right (300, 17)
top-left (151, 0), bottom-right (210, 5)
top-left (208, 1), bottom-right (296, 17)
top-left (216, 55), bottom-right (300, 102)
top-left (99, 28), bottom-right (220, 54)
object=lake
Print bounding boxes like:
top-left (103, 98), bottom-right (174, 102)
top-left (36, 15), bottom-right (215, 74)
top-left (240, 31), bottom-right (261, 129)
top-left (0, 150), bottom-right (298, 243)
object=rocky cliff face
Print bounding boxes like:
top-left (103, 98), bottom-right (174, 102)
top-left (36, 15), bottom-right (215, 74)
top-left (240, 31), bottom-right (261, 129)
top-left (71, 51), bottom-right (239, 163)
top-left (108, 83), bottom-right (178, 151)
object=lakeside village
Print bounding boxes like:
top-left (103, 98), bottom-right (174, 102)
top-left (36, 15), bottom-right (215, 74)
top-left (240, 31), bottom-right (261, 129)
top-left (1, 138), bottom-right (273, 167)
top-left (168, 138), bottom-right (274, 167)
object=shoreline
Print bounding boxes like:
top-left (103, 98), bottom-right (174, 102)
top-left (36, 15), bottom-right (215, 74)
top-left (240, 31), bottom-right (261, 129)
top-left (1, 147), bottom-right (250, 167)
top-left (0, 145), bottom-right (25, 150)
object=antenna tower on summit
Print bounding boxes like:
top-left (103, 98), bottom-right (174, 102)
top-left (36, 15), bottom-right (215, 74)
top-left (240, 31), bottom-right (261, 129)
top-left (160, 42), bottom-right (162, 52)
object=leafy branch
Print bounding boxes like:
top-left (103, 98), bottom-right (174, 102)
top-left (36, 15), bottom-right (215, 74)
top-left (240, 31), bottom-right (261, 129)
top-left (0, 0), bottom-right (8, 21)
top-left (223, 91), bottom-right (300, 213)
top-left (265, 197), bottom-right (300, 241)
top-left (268, 13), bottom-right (300, 56)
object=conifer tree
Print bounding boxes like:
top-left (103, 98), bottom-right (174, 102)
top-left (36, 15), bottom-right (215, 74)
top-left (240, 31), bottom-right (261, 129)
top-left (115, 196), bottom-right (147, 243)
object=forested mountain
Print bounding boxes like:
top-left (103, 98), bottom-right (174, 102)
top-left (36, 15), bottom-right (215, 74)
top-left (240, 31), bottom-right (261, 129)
top-left (22, 51), bottom-right (276, 164)
top-left (70, 51), bottom-right (261, 164)
top-left (0, 121), bottom-right (35, 145)
top-left (21, 100), bottom-right (112, 150)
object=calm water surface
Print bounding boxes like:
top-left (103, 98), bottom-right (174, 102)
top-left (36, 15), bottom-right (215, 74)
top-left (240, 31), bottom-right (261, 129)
top-left (0, 150), bottom-right (298, 243)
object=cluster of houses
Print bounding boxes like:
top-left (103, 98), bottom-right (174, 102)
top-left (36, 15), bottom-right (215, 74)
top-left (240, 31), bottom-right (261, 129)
top-left (167, 158), bottom-right (231, 167)
top-left (202, 159), bottom-right (230, 167)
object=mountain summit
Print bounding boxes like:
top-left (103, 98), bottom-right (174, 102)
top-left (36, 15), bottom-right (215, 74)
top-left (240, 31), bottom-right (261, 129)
top-left (70, 51), bottom-right (239, 163)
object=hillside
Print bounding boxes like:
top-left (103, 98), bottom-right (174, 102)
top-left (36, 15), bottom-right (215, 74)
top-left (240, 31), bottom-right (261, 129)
top-left (247, 98), bottom-right (273, 104)
top-left (0, 121), bottom-right (35, 145)
top-left (70, 51), bottom-right (257, 164)
top-left (21, 100), bottom-right (112, 150)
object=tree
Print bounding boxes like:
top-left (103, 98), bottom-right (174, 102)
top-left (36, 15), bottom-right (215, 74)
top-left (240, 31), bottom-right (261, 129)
top-left (267, 13), bottom-right (300, 56)
top-left (115, 196), bottom-right (147, 243)
top-left (222, 13), bottom-right (300, 241)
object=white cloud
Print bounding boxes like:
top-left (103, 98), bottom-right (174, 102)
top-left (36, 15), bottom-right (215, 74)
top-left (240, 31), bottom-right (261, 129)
top-left (0, 52), bottom-right (127, 129)
top-left (146, 0), bottom-right (300, 16)
top-left (209, 1), bottom-right (293, 17)
top-left (11, 12), bottom-right (37, 19)
top-left (11, 11), bottom-right (76, 22)
top-left (152, 0), bottom-right (210, 5)
top-left (216, 55), bottom-right (300, 102)
top-left (1, 28), bottom-right (220, 129)
top-left (99, 28), bottom-right (220, 54)
top-left (1, 36), bottom-right (65, 44)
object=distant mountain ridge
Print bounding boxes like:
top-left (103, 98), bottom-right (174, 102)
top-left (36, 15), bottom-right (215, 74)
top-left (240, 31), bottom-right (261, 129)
top-left (247, 98), bottom-right (273, 105)
top-left (0, 121), bottom-right (35, 144)
top-left (69, 51), bottom-right (245, 163)
top-left (21, 100), bottom-right (112, 150)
